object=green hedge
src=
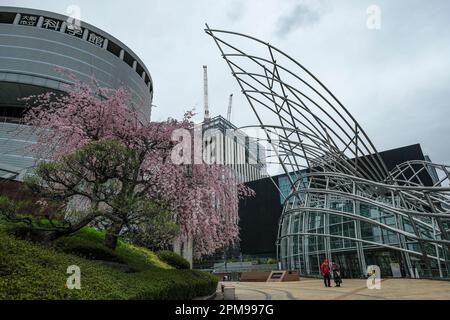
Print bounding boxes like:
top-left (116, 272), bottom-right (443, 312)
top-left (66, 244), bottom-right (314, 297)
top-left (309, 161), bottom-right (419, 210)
top-left (54, 227), bottom-right (171, 271)
top-left (55, 234), bottom-right (124, 263)
top-left (157, 250), bottom-right (191, 270)
top-left (0, 231), bottom-right (217, 300)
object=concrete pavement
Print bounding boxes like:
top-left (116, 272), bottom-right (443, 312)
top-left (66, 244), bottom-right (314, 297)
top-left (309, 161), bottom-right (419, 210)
top-left (217, 279), bottom-right (450, 300)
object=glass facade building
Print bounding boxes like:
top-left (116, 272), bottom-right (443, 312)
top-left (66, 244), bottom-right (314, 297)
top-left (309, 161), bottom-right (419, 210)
top-left (278, 170), bottom-right (450, 279)
top-left (207, 27), bottom-right (450, 280)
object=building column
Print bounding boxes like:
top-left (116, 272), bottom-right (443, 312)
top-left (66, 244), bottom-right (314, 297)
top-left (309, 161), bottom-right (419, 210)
top-left (37, 16), bottom-right (44, 28)
top-left (276, 214), bottom-right (282, 270)
top-left (102, 38), bottom-right (109, 50)
top-left (304, 183), bottom-right (312, 275)
top-left (287, 213), bottom-right (293, 270)
top-left (303, 211), bottom-right (310, 275)
top-left (393, 191), bottom-right (413, 278)
top-left (13, 13), bottom-right (21, 25)
top-left (396, 214), bottom-right (413, 277)
top-left (353, 185), bottom-right (367, 277)
top-left (432, 218), bottom-right (443, 278)
top-left (60, 21), bottom-right (67, 33)
top-left (82, 28), bottom-right (89, 40)
top-left (324, 193), bottom-right (331, 263)
top-left (172, 234), bottom-right (193, 269)
top-left (355, 219), bottom-right (367, 277)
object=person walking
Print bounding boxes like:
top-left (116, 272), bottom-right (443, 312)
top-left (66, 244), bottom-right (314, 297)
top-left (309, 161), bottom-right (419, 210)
top-left (321, 258), bottom-right (331, 288)
top-left (332, 262), bottom-right (342, 287)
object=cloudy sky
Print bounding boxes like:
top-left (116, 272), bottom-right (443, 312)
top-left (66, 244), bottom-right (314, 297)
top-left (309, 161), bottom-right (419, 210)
top-left (3, 0), bottom-right (450, 166)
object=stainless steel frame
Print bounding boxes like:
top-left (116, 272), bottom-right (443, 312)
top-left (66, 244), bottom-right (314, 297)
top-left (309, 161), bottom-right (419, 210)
top-left (206, 25), bottom-right (450, 278)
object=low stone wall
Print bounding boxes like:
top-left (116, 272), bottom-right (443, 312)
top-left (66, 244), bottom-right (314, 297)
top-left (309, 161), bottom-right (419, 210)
top-left (283, 271), bottom-right (300, 282)
top-left (267, 270), bottom-right (300, 282)
top-left (215, 270), bottom-right (301, 282)
top-left (240, 271), bottom-right (272, 282)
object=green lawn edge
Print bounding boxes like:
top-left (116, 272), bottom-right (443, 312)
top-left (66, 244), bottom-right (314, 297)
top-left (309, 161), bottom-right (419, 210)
top-left (0, 228), bottom-right (218, 300)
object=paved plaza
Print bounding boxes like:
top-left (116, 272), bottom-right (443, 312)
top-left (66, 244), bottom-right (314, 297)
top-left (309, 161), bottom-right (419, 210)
top-left (218, 279), bottom-right (450, 300)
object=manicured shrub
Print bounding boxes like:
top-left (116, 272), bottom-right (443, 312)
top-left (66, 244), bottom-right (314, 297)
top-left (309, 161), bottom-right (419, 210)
top-left (0, 230), bottom-right (217, 300)
top-left (54, 227), bottom-right (170, 271)
top-left (55, 233), bottom-right (124, 263)
top-left (157, 250), bottom-right (191, 270)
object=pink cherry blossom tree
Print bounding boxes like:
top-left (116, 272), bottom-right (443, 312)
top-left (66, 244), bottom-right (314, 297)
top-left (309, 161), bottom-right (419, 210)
top-left (22, 81), bottom-right (253, 256)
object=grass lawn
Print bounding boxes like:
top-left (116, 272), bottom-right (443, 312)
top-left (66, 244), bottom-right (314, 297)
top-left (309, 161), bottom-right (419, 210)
top-left (0, 227), bottom-right (217, 300)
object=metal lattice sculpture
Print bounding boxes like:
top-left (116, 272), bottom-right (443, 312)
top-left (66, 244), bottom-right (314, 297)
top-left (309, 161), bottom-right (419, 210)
top-left (206, 25), bottom-right (450, 278)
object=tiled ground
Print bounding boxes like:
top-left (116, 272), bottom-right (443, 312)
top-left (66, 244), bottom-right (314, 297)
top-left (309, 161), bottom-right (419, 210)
top-left (218, 278), bottom-right (450, 300)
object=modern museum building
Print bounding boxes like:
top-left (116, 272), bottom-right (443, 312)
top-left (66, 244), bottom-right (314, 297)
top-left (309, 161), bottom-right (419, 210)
top-left (207, 27), bottom-right (450, 280)
top-left (0, 6), bottom-right (153, 180)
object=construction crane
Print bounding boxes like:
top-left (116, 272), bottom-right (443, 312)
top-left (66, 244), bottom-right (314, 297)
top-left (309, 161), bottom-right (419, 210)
top-left (203, 65), bottom-right (210, 122)
top-left (227, 94), bottom-right (233, 122)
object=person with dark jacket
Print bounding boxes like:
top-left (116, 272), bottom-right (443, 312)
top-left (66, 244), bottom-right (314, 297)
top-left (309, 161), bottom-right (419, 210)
top-left (321, 259), bottom-right (331, 288)
top-left (332, 262), bottom-right (342, 287)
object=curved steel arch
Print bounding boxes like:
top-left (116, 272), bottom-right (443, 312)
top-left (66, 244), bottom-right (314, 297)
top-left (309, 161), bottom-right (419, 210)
top-left (206, 26), bottom-right (450, 279)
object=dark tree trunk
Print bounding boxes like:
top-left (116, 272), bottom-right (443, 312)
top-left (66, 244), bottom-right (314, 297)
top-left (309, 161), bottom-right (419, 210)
top-left (10, 214), bottom-right (97, 244)
top-left (105, 223), bottom-right (123, 250)
top-left (11, 227), bottom-right (56, 244)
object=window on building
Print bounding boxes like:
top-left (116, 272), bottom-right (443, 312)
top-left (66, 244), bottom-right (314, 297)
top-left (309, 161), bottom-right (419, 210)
top-left (0, 12), bottom-right (16, 24)
top-left (136, 63), bottom-right (144, 78)
top-left (0, 106), bottom-right (26, 123)
top-left (123, 51), bottom-right (134, 68)
top-left (107, 40), bottom-right (122, 58)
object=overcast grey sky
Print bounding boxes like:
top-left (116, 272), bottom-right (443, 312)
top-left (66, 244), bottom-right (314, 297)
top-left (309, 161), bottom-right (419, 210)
top-left (3, 0), bottom-right (450, 165)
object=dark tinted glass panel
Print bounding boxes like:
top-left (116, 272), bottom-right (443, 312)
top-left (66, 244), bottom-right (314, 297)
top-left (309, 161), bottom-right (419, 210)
top-left (107, 40), bottom-right (122, 57)
top-left (136, 63), bottom-right (144, 78)
top-left (0, 106), bottom-right (26, 123)
top-left (0, 12), bottom-right (16, 24)
top-left (123, 51), bottom-right (134, 68)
